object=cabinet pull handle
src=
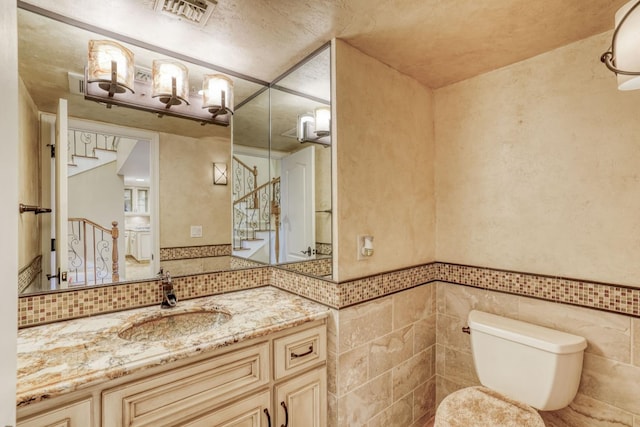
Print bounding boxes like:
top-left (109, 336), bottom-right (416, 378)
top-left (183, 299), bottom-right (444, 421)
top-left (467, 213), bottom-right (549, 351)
top-left (291, 344), bottom-right (314, 359)
top-left (264, 408), bottom-right (271, 427)
top-left (280, 401), bottom-right (289, 427)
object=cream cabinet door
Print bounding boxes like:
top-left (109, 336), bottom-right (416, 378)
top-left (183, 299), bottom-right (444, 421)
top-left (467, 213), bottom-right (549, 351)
top-left (181, 390), bottom-right (271, 427)
top-left (274, 367), bottom-right (327, 427)
top-left (18, 398), bottom-right (93, 427)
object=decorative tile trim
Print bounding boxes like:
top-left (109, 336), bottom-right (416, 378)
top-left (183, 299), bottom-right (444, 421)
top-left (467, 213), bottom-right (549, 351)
top-left (278, 257), bottom-right (332, 277)
top-left (18, 255), bottom-right (41, 294)
top-left (17, 260), bottom-right (640, 328)
top-left (18, 267), bottom-right (269, 327)
top-left (160, 244), bottom-right (232, 261)
top-left (315, 242), bottom-right (332, 256)
top-left (436, 262), bottom-right (640, 318)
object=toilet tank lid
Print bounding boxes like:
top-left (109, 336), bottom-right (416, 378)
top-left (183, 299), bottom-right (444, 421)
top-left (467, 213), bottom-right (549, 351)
top-left (468, 310), bottom-right (587, 354)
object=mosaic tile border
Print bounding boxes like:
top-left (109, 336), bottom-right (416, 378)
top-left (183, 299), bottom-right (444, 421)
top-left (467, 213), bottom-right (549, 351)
top-left (160, 244), bottom-right (232, 261)
top-left (17, 261), bottom-right (640, 327)
top-left (436, 262), bottom-right (640, 317)
top-left (278, 257), bottom-right (332, 277)
top-left (315, 242), bottom-right (332, 256)
top-left (18, 255), bottom-right (41, 294)
top-left (18, 267), bottom-right (268, 327)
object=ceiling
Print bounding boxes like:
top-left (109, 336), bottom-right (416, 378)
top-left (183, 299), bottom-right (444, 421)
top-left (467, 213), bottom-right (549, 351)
top-left (20, 0), bottom-right (625, 89)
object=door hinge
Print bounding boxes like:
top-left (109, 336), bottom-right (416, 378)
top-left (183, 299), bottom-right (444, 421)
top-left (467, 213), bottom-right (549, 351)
top-left (50, 238), bottom-right (56, 252)
top-left (47, 143), bottom-right (55, 158)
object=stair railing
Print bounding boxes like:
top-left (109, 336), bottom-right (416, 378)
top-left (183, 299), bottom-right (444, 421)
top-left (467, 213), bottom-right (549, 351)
top-left (233, 177), bottom-right (281, 251)
top-left (67, 218), bottom-right (119, 286)
top-left (232, 156), bottom-right (258, 206)
top-left (68, 128), bottom-right (119, 165)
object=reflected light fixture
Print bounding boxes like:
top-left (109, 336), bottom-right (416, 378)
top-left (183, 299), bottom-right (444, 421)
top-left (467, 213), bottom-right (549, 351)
top-left (297, 106), bottom-right (331, 145)
top-left (203, 74), bottom-right (234, 116)
top-left (84, 40), bottom-right (232, 126)
top-left (152, 60), bottom-right (189, 107)
top-left (87, 40), bottom-right (135, 96)
top-left (213, 163), bottom-right (228, 185)
top-left (601, 0), bottom-right (640, 90)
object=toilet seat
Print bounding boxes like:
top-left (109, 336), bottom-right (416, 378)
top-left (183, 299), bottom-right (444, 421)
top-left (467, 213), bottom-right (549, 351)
top-left (434, 386), bottom-right (545, 427)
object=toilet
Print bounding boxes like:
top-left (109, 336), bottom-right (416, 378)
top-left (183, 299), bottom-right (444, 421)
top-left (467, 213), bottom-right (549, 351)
top-left (434, 310), bottom-right (587, 426)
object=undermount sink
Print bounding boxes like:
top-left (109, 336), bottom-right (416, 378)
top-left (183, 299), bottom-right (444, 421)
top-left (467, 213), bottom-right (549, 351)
top-left (118, 309), bottom-right (232, 342)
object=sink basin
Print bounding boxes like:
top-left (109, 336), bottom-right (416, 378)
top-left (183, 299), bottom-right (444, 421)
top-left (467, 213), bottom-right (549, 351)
top-left (118, 309), bottom-right (232, 342)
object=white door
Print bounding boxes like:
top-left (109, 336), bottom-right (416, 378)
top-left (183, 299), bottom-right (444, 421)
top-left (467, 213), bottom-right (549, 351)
top-left (280, 146), bottom-right (315, 262)
top-left (55, 99), bottom-right (69, 288)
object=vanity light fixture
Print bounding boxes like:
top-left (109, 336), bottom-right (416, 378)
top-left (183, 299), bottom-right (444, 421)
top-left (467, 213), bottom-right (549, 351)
top-left (202, 74), bottom-right (234, 116)
top-left (87, 40), bottom-right (135, 96)
top-left (601, 0), bottom-right (640, 90)
top-left (84, 40), bottom-right (232, 126)
top-left (152, 60), bottom-right (189, 107)
top-left (296, 106), bottom-right (331, 144)
top-left (213, 163), bottom-right (228, 185)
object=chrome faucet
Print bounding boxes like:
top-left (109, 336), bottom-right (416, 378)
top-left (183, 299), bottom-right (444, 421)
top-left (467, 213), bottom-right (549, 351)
top-left (158, 268), bottom-right (177, 308)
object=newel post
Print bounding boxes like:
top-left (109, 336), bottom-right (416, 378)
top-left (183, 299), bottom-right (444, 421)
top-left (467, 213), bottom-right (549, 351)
top-left (111, 221), bottom-right (119, 282)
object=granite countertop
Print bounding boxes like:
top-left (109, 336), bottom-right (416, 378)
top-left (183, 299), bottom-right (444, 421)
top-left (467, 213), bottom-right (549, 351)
top-left (17, 286), bottom-right (330, 407)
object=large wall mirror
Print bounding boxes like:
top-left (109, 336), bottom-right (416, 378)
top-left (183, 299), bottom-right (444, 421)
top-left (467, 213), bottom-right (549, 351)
top-left (17, 5), bottom-right (332, 296)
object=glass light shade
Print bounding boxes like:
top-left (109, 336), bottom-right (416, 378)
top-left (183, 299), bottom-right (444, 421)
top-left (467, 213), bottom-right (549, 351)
top-left (615, 0), bottom-right (640, 90)
top-left (152, 60), bottom-right (189, 103)
top-left (213, 163), bottom-right (228, 185)
top-left (297, 113), bottom-right (314, 142)
top-left (203, 74), bottom-right (234, 114)
top-left (314, 107), bottom-right (331, 137)
top-left (87, 40), bottom-right (134, 93)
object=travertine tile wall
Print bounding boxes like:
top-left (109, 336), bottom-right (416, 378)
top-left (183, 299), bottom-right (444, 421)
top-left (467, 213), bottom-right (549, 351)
top-left (328, 284), bottom-right (437, 427)
top-left (436, 281), bottom-right (640, 427)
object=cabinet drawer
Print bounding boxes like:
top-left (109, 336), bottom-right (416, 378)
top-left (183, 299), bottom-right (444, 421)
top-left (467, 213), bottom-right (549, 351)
top-left (18, 398), bottom-right (93, 427)
top-left (103, 342), bottom-right (269, 427)
top-left (273, 325), bottom-right (326, 380)
top-left (181, 389), bottom-right (271, 427)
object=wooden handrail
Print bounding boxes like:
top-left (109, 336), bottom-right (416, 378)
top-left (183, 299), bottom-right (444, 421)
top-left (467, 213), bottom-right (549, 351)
top-left (233, 177), bottom-right (281, 206)
top-left (232, 156), bottom-right (258, 177)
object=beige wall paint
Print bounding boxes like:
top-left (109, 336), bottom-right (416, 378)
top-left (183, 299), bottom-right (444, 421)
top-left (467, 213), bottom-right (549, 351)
top-left (435, 31), bottom-right (640, 287)
top-left (18, 78), bottom-right (40, 270)
top-left (68, 162), bottom-right (125, 274)
top-left (334, 40), bottom-right (436, 281)
top-left (159, 132), bottom-right (231, 247)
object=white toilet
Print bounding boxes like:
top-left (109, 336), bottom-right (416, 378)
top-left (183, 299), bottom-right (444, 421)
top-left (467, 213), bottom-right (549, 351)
top-left (434, 310), bottom-right (587, 426)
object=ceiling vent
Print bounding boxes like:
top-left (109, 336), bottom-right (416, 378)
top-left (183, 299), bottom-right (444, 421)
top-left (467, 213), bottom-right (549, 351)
top-left (154, 0), bottom-right (217, 26)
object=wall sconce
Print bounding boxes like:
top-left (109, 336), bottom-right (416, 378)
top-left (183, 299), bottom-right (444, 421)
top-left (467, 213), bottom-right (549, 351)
top-left (84, 40), bottom-right (232, 126)
top-left (213, 163), bottom-right (228, 185)
top-left (601, 0), bottom-right (640, 90)
top-left (297, 106), bottom-right (331, 145)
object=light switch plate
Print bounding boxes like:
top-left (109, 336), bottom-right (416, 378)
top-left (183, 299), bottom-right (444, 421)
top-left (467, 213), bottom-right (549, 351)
top-left (190, 225), bottom-right (203, 238)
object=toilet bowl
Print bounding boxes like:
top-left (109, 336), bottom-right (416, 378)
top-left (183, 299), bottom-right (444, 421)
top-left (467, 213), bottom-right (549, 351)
top-left (434, 310), bottom-right (587, 427)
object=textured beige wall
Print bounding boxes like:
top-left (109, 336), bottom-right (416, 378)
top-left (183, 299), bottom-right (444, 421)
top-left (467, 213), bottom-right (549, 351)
top-left (159, 133), bottom-right (231, 247)
top-left (315, 145), bottom-right (332, 244)
top-left (334, 40), bottom-right (435, 281)
top-left (68, 162), bottom-right (125, 273)
top-left (437, 282), bottom-right (640, 426)
top-left (17, 78), bottom-right (40, 270)
top-left (435, 31), bottom-right (640, 287)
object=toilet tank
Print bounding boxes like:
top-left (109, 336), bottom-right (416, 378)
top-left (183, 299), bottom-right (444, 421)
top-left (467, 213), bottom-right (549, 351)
top-left (468, 310), bottom-right (587, 411)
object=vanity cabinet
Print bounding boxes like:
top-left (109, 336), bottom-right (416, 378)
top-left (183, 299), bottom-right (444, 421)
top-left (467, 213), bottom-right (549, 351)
top-left (18, 398), bottom-right (93, 427)
top-left (17, 320), bottom-right (327, 427)
top-left (127, 230), bottom-right (151, 261)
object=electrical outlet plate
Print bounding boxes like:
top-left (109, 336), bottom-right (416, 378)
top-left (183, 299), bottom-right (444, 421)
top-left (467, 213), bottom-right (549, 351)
top-left (357, 234), bottom-right (372, 261)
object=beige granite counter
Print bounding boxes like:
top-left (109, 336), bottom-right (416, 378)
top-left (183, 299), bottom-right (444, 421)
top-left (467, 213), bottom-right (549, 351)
top-left (17, 286), bottom-right (330, 407)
